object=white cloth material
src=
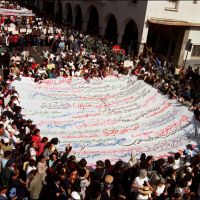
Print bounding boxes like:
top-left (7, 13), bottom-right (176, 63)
top-left (79, 177), bottom-right (90, 199)
top-left (156, 185), bottom-right (165, 196)
top-left (137, 193), bottom-right (151, 200)
top-left (26, 165), bottom-right (36, 175)
top-left (12, 77), bottom-right (195, 165)
top-left (193, 116), bottom-right (200, 141)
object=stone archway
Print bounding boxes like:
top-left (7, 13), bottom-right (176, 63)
top-left (66, 3), bottom-right (73, 27)
top-left (121, 19), bottom-right (138, 55)
top-left (86, 6), bottom-right (99, 35)
top-left (55, 0), bottom-right (62, 22)
top-left (104, 14), bottom-right (118, 44)
top-left (44, 0), bottom-right (55, 17)
top-left (74, 5), bottom-right (82, 31)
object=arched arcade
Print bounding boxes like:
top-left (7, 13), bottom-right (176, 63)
top-left (65, 3), bottom-right (73, 27)
top-left (121, 19), bottom-right (138, 55)
top-left (104, 14), bottom-right (118, 44)
top-left (86, 6), bottom-right (99, 35)
top-left (74, 5), bottom-right (82, 31)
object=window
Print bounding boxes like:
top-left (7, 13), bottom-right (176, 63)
top-left (165, 0), bottom-right (179, 11)
top-left (191, 45), bottom-right (200, 57)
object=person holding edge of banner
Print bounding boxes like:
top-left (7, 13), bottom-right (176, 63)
top-left (193, 107), bottom-right (200, 147)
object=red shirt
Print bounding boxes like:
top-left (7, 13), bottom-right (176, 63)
top-left (13, 35), bottom-right (19, 43)
top-left (32, 135), bottom-right (41, 144)
top-left (31, 63), bottom-right (39, 70)
top-left (38, 142), bottom-right (45, 156)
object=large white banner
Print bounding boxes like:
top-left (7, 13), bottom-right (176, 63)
top-left (0, 8), bottom-right (34, 16)
top-left (12, 76), bottom-right (195, 165)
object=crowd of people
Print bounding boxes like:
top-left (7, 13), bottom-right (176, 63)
top-left (0, 1), bottom-right (22, 10)
top-left (0, 0), bottom-right (199, 200)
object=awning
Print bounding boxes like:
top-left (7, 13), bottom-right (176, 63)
top-left (148, 18), bottom-right (200, 27)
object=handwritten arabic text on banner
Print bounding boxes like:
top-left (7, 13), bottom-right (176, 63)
top-left (12, 76), bottom-right (194, 165)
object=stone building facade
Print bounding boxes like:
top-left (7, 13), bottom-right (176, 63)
top-left (30, 0), bottom-right (200, 67)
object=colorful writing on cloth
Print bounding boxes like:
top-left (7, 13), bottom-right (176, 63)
top-left (0, 8), bottom-right (35, 16)
top-left (12, 76), bottom-right (195, 165)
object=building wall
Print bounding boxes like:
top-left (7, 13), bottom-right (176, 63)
top-left (184, 28), bottom-right (200, 68)
top-left (144, 1), bottom-right (200, 67)
top-left (145, 0), bottom-right (200, 23)
top-left (57, 0), bottom-right (148, 44)
top-left (44, 0), bottom-right (200, 67)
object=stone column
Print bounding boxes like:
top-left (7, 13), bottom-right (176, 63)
top-left (54, 0), bottom-right (57, 18)
top-left (166, 37), bottom-right (173, 63)
top-left (138, 43), bottom-right (145, 55)
top-left (82, 19), bottom-right (88, 34)
top-left (39, 1), bottom-right (43, 12)
top-left (173, 28), bottom-right (190, 66)
top-left (72, 14), bottom-right (76, 28)
top-left (98, 15), bottom-right (104, 36)
top-left (118, 33), bottom-right (123, 44)
top-left (138, 22), bottom-right (149, 54)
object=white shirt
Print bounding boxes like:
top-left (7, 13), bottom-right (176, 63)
top-left (174, 158), bottom-right (180, 169)
top-left (21, 50), bottom-right (29, 60)
top-left (26, 165), bottom-right (36, 175)
top-left (80, 177), bottom-right (90, 199)
top-left (5, 35), bottom-right (9, 46)
top-left (42, 28), bottom-right (47, 34)
top-left (50, 53), bottom-right (55, 60)
top-left (137, 193), bottom-right (151, 200)
top-left (28, 57), bottom-right (35, 63)
top-left (0, 158), bottom-right (8, 169)
top-left (6, 124), bottom-right (20, 136)
top-left (30, 147), bottom-right (37, 160)
top-left (134, 176), bottom-right (149, 187)
top-left (175, 187), bottom-right (184, 196)
top-left (175, 68), bottom-right (181, 75)
top-left (43, 50), bottom-right (49, 59)
top-left (156, 185), bottom-right (165, 196)
top-left (11, 56), bottom-right (21, 64)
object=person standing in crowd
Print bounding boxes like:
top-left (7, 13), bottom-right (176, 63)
top-left (0, 185), bottom-right (9, 200)
top-left (193, 107), bottom-right (200, 145)
top-left (27, 169), bottom-right (43, 200)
